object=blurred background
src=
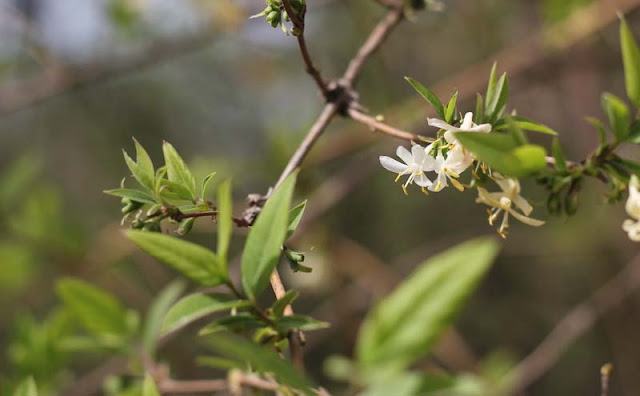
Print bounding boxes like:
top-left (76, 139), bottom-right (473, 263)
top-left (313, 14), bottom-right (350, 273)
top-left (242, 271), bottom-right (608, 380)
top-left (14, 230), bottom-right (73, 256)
top-left (1, 0), bottom-right (640, 394)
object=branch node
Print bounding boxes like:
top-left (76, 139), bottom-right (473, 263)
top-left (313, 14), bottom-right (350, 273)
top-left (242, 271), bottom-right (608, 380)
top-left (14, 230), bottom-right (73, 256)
top-left (326, 81), bottom-right (358, 116)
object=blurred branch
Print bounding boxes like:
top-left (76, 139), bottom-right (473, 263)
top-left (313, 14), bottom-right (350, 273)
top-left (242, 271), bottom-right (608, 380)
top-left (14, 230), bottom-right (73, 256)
top-left (0, 31), bottom-right (217, 115)
top-left (505, 252), bottom-right (640, 394)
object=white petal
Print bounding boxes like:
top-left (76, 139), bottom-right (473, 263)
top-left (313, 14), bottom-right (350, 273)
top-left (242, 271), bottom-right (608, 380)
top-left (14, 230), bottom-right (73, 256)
top-left (512, 195), bottom-right (533, 216)
top-left (412, 144), bottom-right (427, 165)
top-left (470, 123), bottom-right (492, 133)
top-left (415, 173), bottom-right (432, 187)
top-left (428, 172), bottom-right (448, 192)
top-left (443, 130), bottom-right (457, 144)
top-left (460, 112), bottom-right (474, 129)
top-left (396, 146), bottom-right (412, 164)
top-left (427, 118), bottom-right (457, 131)
top-left (380, 156), bottom-right (408, 174)
top-left (509, 209), bottom-right (545, 227)
top-left (422, 153), bottom-right (437, 172)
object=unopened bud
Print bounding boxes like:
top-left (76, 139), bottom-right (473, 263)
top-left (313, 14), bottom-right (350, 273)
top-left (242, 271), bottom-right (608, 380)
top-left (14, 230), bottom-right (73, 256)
top-left (143, 221), bottom-right (161, 232)
top-left (266, 10), bottom-right (280, 27)
top-left (291, 26), bottom-right (302, 36)
top-left (547, 193), bottom-right (562, 216)
top-left (177, 217), bottom-right (195, 236)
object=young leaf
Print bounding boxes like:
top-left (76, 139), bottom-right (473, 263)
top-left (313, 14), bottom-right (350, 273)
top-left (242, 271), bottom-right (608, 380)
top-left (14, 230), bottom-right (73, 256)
top-left (274, 315), bottom-right (329, 333)
top-left (127, 231), bottom-right (227, 286)
top-left (474, 93), bottom-right (485, 124)
top-left (206, 333), bottom-right (314, 394)
top-left (143, 374), bottom-right (160, 396)
top-left (630, 120), bottom-right (640, 143)
top-left (286, 200), bottom-right (307, 239)
top-left (104, 188), bottom-right (156, 204)
top-left (602, 93), bottom-right (631, 141)
top-left (620, 16), bottom-right (640, 107)
top-left (551, 138), bottom-right (568, 173)
top-left (56, 278), bottom-right (130, 338)
top-left (445, 92), bottom-right (459, 124)
top-left (13, 377), bottom-right (37, 396)
top-left (241, 172), bottom-right (297, 300)
top-left (586, 117), bottom-right (608, 145)
top-left (217, 179), bottom-right (232, 267)
top-left (161, 293), bottom-right (249, 336)
top-left (123, 140), bottom-right (155, 192)
top-left (356, 238), bottom-right (500, 371)
top-left (494, 116), bottom-right (558, 136)
top-left (485, 62), bottom-right (498, 112)
top-left (198, 314), bottom-right (264, 335)
top-left (158, 179), bottom-right (195, 201)
top-left (405, 77), bottom-right (445, 119)
top-left (272, 289), bottom-right (299, 317)
top-left (162, 141), bottom-right (197, 200)
top-left (486, 72), bottom-right (509, 122)
top-left (201, 172), bottom-right (216, 199)
top-left (142, 280), bottom-right (185, 354)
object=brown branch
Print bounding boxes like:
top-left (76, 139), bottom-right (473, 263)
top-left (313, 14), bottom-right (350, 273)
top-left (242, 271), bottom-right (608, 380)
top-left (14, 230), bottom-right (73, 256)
top-left (504, 252), bottom-right (640, 395)
top-left (341, 5), bottom-right (404, 88)
top-left (347, 108), bottom-right (422, 141)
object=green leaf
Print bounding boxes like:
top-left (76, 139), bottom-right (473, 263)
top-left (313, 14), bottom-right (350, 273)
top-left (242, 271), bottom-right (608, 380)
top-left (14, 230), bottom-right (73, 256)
top-left (586, 117), bottom-right (607, 145)
top-left (456, 132), bottom-right (547, 177)
top-left (629, 120), bottom-right (640, 143)
top-left (142, 280), bottom-right (185, 354)
top-left (620, 16), bottom-right (640, 107)
top-left (272, 290), bottom-right (299, 317)
top-left (496, 116), bottom-right (558, 136)
top-left (286, 200), bottom-right (307, 239)
top-left (485, 72), bottom-right (509, 122)
top-left (621, 159), bottom-right (640, 176)
top-left (485, 62), bottom-right (498, 113)
top-left (206, 333), bottom-right (313, 394)
top-left (241, 172), bottom-right (297, 300)
top-left (356, 238), bottom-right (500, 371)
top-left (274, 315), bottom-right (329, 333)
top-left (56, 278), bottom-right (129, 338)
top-left (127, 230), bottom-right (226, 286)
top-left (198, 314), bottom-right (264, 335)
top-left (161, 293), bottom-right (249, 336)
top-left (474, 93), bottom-right (485, 124)
top-left (158, 179), bottom-right (195, 201)
top-left (104, 188), bottom-right (156, 204)
top-left (405, 77), bottom-right (445, 119)
top-left (13, 377), bottom-right (37, 396)
top-left (123, 140), bottom-right (155, 192)
top-left (201, 172), bottom-right (216, 199)
top-left (445, 92), bottom-right (458, 124)
top-left (196, 356), bottom-right (243, 370)
top-left (602, 93), bottom-right (631, 141)
top-left (162, 141), bottom-right (197, 200)
top-left (217, 179), bottom-right (232, 268)
top-left (143, 374), bottom-right (160, 396)
top-left (551, 138), bottom-right (568, 173)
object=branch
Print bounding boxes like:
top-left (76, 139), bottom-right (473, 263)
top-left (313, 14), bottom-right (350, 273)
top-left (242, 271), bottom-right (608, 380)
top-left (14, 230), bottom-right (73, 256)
top-left (347, 108), bottom-right (423, 141)
top-left (504, 252), bottom-right (640, 394)
top-left (341, 5), bottom-right (404, 88)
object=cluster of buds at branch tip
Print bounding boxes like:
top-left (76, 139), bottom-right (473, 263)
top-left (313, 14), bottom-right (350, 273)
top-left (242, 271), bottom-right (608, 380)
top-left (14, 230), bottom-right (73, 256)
top-left (250, 0), bottom-right (306, 35)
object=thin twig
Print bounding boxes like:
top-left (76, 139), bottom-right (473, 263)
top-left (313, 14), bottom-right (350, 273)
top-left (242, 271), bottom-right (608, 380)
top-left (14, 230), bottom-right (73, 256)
top-left (347, 108), bottom-right (422, 141)
top-left (158, 375), bottom-right (280, 394)
top-left (341, 5), bottom-right (404, 88)
top-left (504, 252), bottom-right (640, 395)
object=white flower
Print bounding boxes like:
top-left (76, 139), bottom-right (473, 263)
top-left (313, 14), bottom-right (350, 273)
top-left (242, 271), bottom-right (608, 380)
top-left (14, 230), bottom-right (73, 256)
top-left (428, 148), bottom-right (466, 192)
top-left (623, 175), bottom-right (640, 242)
top-left (427, 112), bottom-right (492, 145)
top-left (380, 145), bottom-right (434, 195)
top-left (475, 175), bottom-right (544, 238)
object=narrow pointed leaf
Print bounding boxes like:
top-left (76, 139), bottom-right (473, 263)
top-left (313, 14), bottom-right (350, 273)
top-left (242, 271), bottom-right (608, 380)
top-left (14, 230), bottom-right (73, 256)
top-left (286, 200), bottom-right (307, 238)
top-left (620, 16), bottom-right (640, 107)
top-left (161, 293), bottom-right (249, 336)
top-left (127, 231), bottom-right (226, 286)
top-left (551, 138), bottom-right (568, 173)
top-left (486, 73), bottom-right (509, 122)
top-left (162, 141), bottom-right (197, 200)
top-left (241, 172), bottom-right (297, 300)
top-left (602, 93), bottom-right (631, 141)
top-left (272, 290), bottom-right (299, 317)
top-left (405, 77), bottom-right (445, 118)
top-left (356, 238), bottom-right (500, 371)
top-left (201, 172), bottom-right (216, 199)
top-left (143, 374), bottom-right (160, 396)
top-left (104, 188), bottom-right (156, 204)
top-left (123, 142), bottom-right (155, 192)
top-left (445, 92), bottom-right (458, 124)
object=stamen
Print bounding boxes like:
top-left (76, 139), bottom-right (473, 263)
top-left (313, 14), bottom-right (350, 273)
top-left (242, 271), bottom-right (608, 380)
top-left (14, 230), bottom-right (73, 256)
top-left (444, 168), bottom-right (460, 178)
top-left (421, 187), bottom-right (430, 196)
top-left (434, 180), bottom-right (442, 192)
top-left (450, 178), bottom-right (465, 192)
top-left (401, 184), bottom-right (408, 196)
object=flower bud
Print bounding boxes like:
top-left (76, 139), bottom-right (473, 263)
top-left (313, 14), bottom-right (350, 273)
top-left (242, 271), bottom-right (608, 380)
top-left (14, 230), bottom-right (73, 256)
top-left (144, 221), bottom-right (162, 232)
top-left (131, 220), bottom-right (145, 229)
top-left (291, 26), bottom-right (302, 36)
top-left (564, 180), bottom-right (581, 216)
top-left (547, 193), bottom-right (562, 216)
top-left (177, 217), bottom-right (195, 236)
top-left (266, 10), bottom-right (280, 27)
top-left (122, 199), bottom-right (144, 214)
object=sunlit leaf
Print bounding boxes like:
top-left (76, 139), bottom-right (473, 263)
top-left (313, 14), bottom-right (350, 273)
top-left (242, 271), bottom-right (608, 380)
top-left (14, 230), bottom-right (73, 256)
top-left (620, 16), bottom-right (640, 107)
top-left (286, 200), bottom-right (307, 239)
top-left (602, 93), bottom-right (630, 141)
top-left (162, 141), bottom-right (197, 200)
top-left (405, 77), bottom-right (445, 119)
top-left (217, 179), bottom-right (232, 268)
top-left (142, 374), bottom-right (160, 396)
top-left (127, 231), bottom-right (226, 286)
top-left (241, 172), bottom-right (297, 300)
top-left (104, 188), bottom-right (156, 204)
top-left (13, 377), bottom-right (37, 396)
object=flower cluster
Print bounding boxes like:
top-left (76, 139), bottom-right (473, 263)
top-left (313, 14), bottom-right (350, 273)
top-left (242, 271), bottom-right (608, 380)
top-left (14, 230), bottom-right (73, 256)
top-left (379, 111), bottom-right (545, 237)
top-left (623, 175), bottom-right (640, 242)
